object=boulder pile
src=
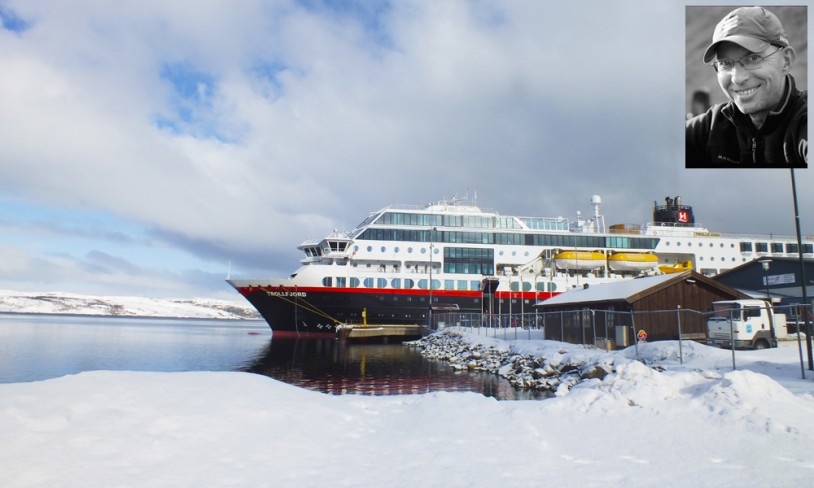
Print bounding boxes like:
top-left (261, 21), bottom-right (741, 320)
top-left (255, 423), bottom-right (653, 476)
top-left (406, 330), bottom-right (619, 396)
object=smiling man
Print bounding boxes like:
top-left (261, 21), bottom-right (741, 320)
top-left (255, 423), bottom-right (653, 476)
top-left (686, 6), bottom-right (807, 168)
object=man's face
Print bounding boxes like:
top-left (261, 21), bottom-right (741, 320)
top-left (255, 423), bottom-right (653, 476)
top-left (715, 42), bottom-right (787, 119)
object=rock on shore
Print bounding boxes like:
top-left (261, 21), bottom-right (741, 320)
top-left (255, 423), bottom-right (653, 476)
top-left (406, 329), bottom-right (620, 396)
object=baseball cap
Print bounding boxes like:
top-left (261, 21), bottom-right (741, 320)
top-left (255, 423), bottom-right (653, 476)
top-left (703, 7), bottom-right (789, 63)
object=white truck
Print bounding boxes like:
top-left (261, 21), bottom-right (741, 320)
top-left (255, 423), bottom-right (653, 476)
top-left (707, 299), bottom-right (787, 350)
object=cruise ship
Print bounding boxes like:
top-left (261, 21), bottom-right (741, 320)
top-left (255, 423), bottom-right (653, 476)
top-left (228, 194), bottom-right (812, 336)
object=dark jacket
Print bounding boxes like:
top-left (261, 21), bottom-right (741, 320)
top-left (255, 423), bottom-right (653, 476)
top-left (686, 75), bottom-right (807, 168)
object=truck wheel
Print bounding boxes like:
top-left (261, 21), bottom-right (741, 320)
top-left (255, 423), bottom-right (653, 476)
top-left (754, 339), bottom-right (770, 350)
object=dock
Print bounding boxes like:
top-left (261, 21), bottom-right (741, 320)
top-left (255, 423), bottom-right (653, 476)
top-left (336, 323), bottom-right (425, 342)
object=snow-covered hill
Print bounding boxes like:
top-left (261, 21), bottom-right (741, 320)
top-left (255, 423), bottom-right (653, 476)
top-left (0, 290), bottom-right (260, 320)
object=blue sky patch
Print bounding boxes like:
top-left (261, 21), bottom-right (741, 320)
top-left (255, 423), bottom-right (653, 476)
top-left (0, 5), bottom-right (30, 33)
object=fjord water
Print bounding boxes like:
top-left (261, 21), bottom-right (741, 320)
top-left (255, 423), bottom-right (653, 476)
top-left (0, 314), bottom-right (541, 400)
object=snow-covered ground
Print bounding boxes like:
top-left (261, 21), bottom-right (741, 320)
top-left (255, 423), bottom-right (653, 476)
top-left (2, 331), bottom-right (814, 487)
top-left (0, 289), bottom-right (259, 319)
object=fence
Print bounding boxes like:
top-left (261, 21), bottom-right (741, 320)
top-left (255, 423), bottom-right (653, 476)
top-left (430, 303), bottom-right (812, 375)
top-left (430, 303), bottom-right (812, 347)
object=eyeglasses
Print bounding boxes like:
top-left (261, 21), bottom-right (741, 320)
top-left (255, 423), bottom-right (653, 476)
top-left (712, 48), bottom-right (783, 73)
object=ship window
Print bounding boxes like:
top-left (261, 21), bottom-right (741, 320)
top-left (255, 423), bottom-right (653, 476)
top-left (536, 282), bottom-right (546, 292)
top-left (739, 242), bottom-right (753, 252)
top-left (755, 242), bottom-right (768, 252)
top-left (458, 280), bottom-right (468, 291)
top-left (523, 282), bottom-right (532, 292)
top-left (445, 280), bottom-right (454, 290)
top-left (420, 248), bottom-right (427, 254)
top-left (391, 278), bottom-right (401, 288)
top-left (377, 278), bottom-right (387, 288)
top-left (350, 278), bottom-right (360, 288)
top-left (804, 244), bottom-right (814, 254)
top-left (471, 280), bottom-right (481, 291)
top-left (786, 243), bottom-right (799, 254)
top-left (322, 277), bottom-right (332, 287)
top-left (699, 257), bottom-right (704, 261)
top-left (363, 278), bottom-right (374, 288)
top-left (335, 277), bottom-right (346, 288)
top-left (395, 247), bottom-right (400, 253)
top-left (418, 279), bottom-right (428, 290)
top-left (367, 246), bottom-right (372, 252)
top-left (403, 279), bottom-right (415, 289)
top-left (510, 282), bottom-right (520, 292)
top-left (381, 246), bottom-right (386, 252)
top-left (771, 243), bottom-right (783, 253)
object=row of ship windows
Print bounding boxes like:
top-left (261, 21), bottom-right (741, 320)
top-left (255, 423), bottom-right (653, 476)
top-left (664, 241), bottom-right (814, 254)
top-left (321, 276), bottom-right (559, 292)
top-left (358, 229), bottom-right (659, 249)
top-left (356, 244), bottom-right (530, 258)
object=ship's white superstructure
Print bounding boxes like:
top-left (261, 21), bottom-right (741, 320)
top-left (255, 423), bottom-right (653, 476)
top-left (230, 194), bottom-right (814, 333)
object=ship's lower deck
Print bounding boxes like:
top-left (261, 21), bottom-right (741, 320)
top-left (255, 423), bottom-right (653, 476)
top-left (232, 284), bottom-right (554, 334)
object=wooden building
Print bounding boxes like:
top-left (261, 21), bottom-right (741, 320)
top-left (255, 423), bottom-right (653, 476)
top-left (535, 271), bottom-right (748, 347)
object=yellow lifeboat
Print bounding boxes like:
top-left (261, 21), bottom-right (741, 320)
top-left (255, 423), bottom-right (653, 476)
top-left (608, 252), bottom-right (659, 272)
top-left (554, 251), bottom-right (605, 271)
top-left (658, 260), bottom-right (693, 274)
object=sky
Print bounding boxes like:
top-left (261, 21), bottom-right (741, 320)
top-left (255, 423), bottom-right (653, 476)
top-left (0, 0), bottom-right (812, 300)
top-left (2, 333), bottom-right (814, 486)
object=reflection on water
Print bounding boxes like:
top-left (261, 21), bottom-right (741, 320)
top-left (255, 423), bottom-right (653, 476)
top-left (0, 314), bottom-right (547, 400)
top-left (242, 337), bottom-right (549, 400)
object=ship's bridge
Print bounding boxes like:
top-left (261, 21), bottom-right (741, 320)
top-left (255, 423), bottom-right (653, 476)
top-left (298, 233), bottom-right (352, 264)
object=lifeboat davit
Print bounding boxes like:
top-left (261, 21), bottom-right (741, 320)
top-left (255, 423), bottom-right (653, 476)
top-left (608, 252), bottom-right (659, 272)
top-left (554, 251), bottom-right (605, 271)
top-left (659, 260), bottom-right (694, 274)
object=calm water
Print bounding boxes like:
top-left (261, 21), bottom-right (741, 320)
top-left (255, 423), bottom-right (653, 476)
top-left (0, 313), bottom-right (543, 400)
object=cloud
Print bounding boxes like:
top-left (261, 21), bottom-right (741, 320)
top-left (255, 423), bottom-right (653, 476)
top-left (0, 0), bottom-right (810, 297)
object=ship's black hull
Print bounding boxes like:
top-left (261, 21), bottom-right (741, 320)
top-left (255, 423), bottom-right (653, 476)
top-left (233, 285), bottom-right (486, 336)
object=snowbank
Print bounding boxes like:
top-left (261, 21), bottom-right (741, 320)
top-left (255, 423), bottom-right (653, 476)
top-left (2, 335), bottom-right (814, 487)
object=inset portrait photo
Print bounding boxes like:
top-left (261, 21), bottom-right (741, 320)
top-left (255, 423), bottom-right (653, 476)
top-left (686, 6), bottom-right (807, 168)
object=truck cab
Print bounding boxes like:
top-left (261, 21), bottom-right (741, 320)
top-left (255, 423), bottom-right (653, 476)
top-left (706, 299), bottom-right (786, 350)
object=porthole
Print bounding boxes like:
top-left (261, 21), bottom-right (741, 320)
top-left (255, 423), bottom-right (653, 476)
top-left (367, 245), bottom-right (372, 252)
top-left (420, 248), bottom-right (426, 254)
top-left (380, 246), bottom-right (386, 252)
top-left (395, 247), bottom-right (400, 253)
top-left (408, 247), bottom-right (413, 253)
